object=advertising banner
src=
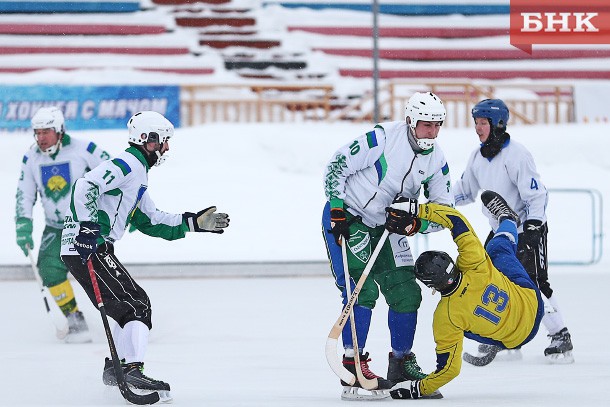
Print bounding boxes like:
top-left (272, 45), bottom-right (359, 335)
top-left (0, 85), bottom-right (180, 132)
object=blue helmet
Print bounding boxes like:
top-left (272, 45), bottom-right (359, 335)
top-left (471, 99), bottom-right (509, 130)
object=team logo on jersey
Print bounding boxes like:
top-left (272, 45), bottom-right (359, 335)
top-left (390, 234), bottom-right (414, 267)
top-left (348, 230), bottom-right (371, 263)
top-left (41, 162), bottom-right (70, 203)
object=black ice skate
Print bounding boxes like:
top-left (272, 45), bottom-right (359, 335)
top-left (340, 353), bottom-right (391, 400)
top-left (102, 357), bottom-right (124, 386)
top-left (388, 352), bottom-right (443, 399)
top-left (103, 359), bottom-right (172, 402)
top-left (481, 190), bottom-right (521, 226)
top-left (387, 352), bottom-right (427, 382)
top-left (544, 327), bottom-right (574, 364)
top-left (64, 310), bottom-right (92, 344)
top-left (123, 362), bottom-right (170, 392)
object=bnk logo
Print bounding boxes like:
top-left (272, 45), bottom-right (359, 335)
top-left (521, 13), bottom-right (598, 32)
top-left (510, 0), bottom-right (610, 53)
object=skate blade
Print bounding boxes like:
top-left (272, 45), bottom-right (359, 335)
top-left (341, 386), bottom-right (390, 401)
top-left (495, 349), bottom-right (523, 362)
top-left (63, 331), bottom-right (92, 344)
top-left (545, 351), bottom-right (574, 364)
top-left (129, 388), bottom-right (173, 403)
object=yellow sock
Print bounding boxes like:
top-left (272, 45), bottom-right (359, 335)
top-left (48, 280), bottom-right (78, 316)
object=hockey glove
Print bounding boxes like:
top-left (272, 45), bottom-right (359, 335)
top-left (74, 221), bottom-right (100, 264)
top-left (328, 207), bottom-right (350, 246)
top-left (521, 219), bottom-right (543, 249)
top-left (183, 206), bottom-right (230, 234)
top-left (15, 217), bottom-right (34, 256)
top-left (385, 197), bottom-right (421, 236)
top-left (390, 380), bottom-right (422, 399)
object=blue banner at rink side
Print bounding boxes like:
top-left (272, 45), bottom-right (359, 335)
top-left (0, 85), bottom-right (180, 132)
top-left (0, 1), bottom-right (141, 13)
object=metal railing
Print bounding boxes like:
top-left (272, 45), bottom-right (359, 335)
top-left (330, 81), bottom-right (575, 126)
top-left (412, 188), bottom-right (603, 266)
top-left (180, 83), bottom-right (334, 125)
top-left (179, 81), bottom-right (575, 127)
top-left (547, 188), bottom-right (604, 265)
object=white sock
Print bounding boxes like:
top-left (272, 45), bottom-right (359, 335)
top-left (542, 294), bottom-right (566, 335)
top-left (121, 321), bottom-right (150, 363)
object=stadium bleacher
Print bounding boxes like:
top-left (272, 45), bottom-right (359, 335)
top-left (0, 1), bottom-right (609, 81)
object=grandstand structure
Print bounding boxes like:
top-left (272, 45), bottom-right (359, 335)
top-left (1, 0), bottom-right (608, 125)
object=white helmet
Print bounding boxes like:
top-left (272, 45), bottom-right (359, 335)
top-left (31, 107), bottom-right (65, 156)
top-left (405, 92), bottom-right (446, 150)
top-left (127, 111), bottom-right (174, 166)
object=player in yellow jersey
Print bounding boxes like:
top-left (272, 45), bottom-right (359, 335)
top-left (389, 191), bottom-right (544, 399)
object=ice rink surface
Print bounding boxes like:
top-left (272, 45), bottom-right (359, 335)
top-left (0, 268), bottom-right (607, 407)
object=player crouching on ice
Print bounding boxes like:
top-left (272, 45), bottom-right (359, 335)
top-left (390, 191), bottom-right (544, 399)
top-left (60, 111), bottom-right (230, 403)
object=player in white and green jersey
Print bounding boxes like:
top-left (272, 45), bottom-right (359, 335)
top-left (60, 111), bottom-right (229, 400)
top-left (15, 106), bottom-right (111, 343)
top-left (322, 92), bottom-right (453, 399)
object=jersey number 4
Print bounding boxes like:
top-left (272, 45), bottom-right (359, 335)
top-left (473, 284), bottom-right (509, 325)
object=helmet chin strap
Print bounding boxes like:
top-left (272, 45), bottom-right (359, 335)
top-left (140, 143), bottom-right (168, 168)
top-left (416, 137), bottom-right (434, 151)
top-left (153, 150), bottom-right (168, 167)
top-left (407, 125), bottom-right (434, 152)
top-left (39, 136), bottom-right (62, 156)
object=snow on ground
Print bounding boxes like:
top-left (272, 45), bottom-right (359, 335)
top-left (1, 120), bottom-right (608, 406)
top-left (0, 270), bottom-right (607, 406)
top-left (0, 3), bottom-right (609, 405)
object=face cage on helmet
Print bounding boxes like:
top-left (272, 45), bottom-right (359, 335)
top-left (415, 254), bottom-right (457, 292)
top-left (407, 118), bottom-right (442, 151)
top-left (143, 132), bottom-right (171, 167)
top-left (33, 128), bottom-right (63, 156)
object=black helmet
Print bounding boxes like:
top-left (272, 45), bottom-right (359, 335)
top-left (414, 251), bottom-right (460, 293)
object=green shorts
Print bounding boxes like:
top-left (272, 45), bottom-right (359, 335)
top-left (37, 226), bottom-right (69, 287)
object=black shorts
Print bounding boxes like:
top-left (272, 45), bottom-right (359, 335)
top-left (61, 243), bottom-right (152, 329)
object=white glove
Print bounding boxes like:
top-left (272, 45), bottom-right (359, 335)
top-left (183, 206), bottom-right (230, 234)
top-left (389, 196), bottom-right (419, 216)
top-left (390, 380), bottom-right (422, 399)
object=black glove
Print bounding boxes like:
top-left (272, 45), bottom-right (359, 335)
top-left (521, 219), bottom-right (543, 249)
top-left (390, 380), bottom-right (422, 399)
top-left (385, 197), bottom-right (421, 236)
top-left (183, 206), bottom-right (230, 234)
top-left (328, 208), bottom-right (349, 245)
top-left (74, 221), bottom-right (100, 264)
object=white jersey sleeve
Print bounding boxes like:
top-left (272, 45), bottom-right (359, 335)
top-left (453, 149), bottom-right (480, 206)
top-left (323, 128), bottom-right (385, 208)
top-left (129, 190), bottom-right (185, 239)
top-left (15, 154), bottom-right (38, 220)
top-left (69, 161), bottom-right (127, 224)
top-left (506, 147), bottom-right (547, 221)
